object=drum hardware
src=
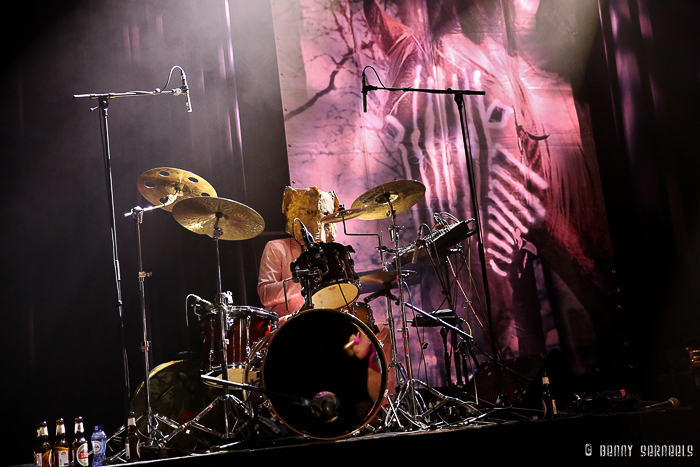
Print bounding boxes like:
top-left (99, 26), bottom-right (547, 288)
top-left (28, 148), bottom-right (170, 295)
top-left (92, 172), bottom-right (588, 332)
top-left (317, 201), bottom-right (410, 424)
top-left (320, 207), bottom-right (367, 224)
top-left (326, 204), bottom-right (393, 273)
top-left (362, 80), bottom-right (506, 408)
top-left (405, 213), bottom-right (511, 408)
top-left (349, 181), bottom-right (484, 430)
top-left (171, 196), bottom-right (266, 441)
top-left (365, 284), bottom-right (484, 428)
top-left (398, 218), bottom-right (477, 265)
top-left (408, 217), bottom-right (476, 389)
top-left (352, 181), bottom-right (425, 426)
top-left (121, 168), bottom-right (218, 448)
top-left (130, 360), bottom-right (231, 452)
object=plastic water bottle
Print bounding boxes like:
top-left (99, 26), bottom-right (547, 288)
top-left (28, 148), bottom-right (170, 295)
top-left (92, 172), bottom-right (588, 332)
top-left (90, 425), bottom-right (107, 467)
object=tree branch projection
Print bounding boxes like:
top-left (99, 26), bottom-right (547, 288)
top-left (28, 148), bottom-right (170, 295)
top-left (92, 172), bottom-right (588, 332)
top-left (284, 0), bottom-right (357, 122)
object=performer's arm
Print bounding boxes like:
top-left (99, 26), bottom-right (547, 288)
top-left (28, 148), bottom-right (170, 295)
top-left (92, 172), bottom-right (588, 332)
top-left (257, 240), bottom-right (301, 310)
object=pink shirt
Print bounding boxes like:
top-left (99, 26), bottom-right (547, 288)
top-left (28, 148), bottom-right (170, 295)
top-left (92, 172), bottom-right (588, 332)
top-left (257, 237), bottom-right (305, 317)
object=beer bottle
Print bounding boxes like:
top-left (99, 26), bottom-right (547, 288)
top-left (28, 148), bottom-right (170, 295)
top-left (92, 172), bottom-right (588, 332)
top-left (34, 421), bottom-right (52, 467)
top-left (71, 417), bottom-right (89, 467)
top-left (124, 412), bottom-right (140, 462)
top-left (52, 419), bottom-right (70, 467)
top-left (541, 372), bottom-right (557, 419)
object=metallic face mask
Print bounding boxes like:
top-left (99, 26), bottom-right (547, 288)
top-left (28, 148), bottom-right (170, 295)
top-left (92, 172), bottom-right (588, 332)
top-left (282, 186), bottom-right (338, 243)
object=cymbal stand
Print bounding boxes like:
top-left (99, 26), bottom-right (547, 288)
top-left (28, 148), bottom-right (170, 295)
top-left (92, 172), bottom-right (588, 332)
top-left (375, 287), bottom-right (490, 429)
top-left (335, 208), bottom-right (407, 419)
top-left (380, 194), bottom-right (425, 428)
top-left (166, 214), bottom-right (252, 443)
top-left (328, 204), bottom-right (422, 431)
top-left (124, 204), bottom-right (169, 446)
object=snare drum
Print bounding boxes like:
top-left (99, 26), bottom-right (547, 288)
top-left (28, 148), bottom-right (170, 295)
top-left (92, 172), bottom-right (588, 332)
top-left (245, 308), bottom-right (387, 439)
top-left (201, 306), bottom-right (278, 373)
top-left (291, 242), bottom-right (360, 309)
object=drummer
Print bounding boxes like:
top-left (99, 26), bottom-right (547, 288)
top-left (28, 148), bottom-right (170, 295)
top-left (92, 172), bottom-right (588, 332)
top-left (257, 185), bottom-right (339, 319)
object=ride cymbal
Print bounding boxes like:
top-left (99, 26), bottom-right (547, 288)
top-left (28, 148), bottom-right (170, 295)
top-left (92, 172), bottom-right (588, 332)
top-left (172, 196), bottom-right (265, 241)
top-left (138, 167), bottom-right (217, 211)
top-left (351, 180), bottom-right (426, 220)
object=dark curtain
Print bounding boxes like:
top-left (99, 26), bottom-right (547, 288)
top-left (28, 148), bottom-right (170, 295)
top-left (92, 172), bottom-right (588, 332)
top-left (0, 1), bottom-right (289, 464)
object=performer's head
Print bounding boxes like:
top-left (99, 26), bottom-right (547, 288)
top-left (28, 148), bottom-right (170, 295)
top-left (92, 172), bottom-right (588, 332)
top-left (282, 185), bottom-right (338, 243)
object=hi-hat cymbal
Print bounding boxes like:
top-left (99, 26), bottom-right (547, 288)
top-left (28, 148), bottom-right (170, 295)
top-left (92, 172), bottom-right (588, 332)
top-left (320, 208), bottom-right (366, 224)
top-left (359, 269), bottom-right (418, 285)
top-left (172, 196), bottom-right (265, 241)
top-left (138, 167), bottom-right (217, 212)
top-left (351, 180), bottom-right (426, 220)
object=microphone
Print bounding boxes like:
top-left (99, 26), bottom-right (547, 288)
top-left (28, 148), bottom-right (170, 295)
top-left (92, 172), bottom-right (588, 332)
top-left (412, 226), bottom-right (424, 264)
top-left (434, 212), bottom-right (448, 229)
top-left (310, 391), bottom-right (340, 421)
top-left (189, 294), bottom-right (213, 310)
top-left (180, 68), bottom-right (192, 113)
top-left (298, 220), bottom-right (316, 250)
top-left (641, 397), bottom-right (680, 411)
top-left (362, 70), bottom-right (367, 113)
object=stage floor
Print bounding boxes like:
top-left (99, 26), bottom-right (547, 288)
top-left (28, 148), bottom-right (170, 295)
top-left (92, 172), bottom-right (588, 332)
top-left (121, 406), bottom-right (699, 466)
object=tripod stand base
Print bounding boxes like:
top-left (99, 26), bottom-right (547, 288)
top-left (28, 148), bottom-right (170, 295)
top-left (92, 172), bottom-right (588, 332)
top-left (131, 359), bottom-right (229, 449)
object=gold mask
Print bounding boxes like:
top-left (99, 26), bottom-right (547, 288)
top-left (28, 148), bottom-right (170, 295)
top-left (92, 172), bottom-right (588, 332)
top-left (282, 186), bottom-right (338, 243)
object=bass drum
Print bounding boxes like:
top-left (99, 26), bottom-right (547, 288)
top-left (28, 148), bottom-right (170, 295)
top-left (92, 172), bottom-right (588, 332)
top-left (246, 308), bottom-right (387, 440)
top-left (131, 360), bottom-right (225, 449)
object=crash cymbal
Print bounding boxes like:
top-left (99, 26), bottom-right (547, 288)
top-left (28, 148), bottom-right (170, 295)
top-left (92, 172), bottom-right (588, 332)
top-left (320, 208), bottom-right (366, 224)
top-left (351, 180), bottom-right (426, 220)
top-left (138, 167), bottom-right (217, 212)
top-left (171, 196), bottom-right (265, 241)
top-left (359, 269), bottom-right (418, 285)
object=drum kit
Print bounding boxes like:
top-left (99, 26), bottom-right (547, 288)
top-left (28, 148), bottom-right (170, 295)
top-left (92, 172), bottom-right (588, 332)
top-left (122, 167), bottom-right (482, 455)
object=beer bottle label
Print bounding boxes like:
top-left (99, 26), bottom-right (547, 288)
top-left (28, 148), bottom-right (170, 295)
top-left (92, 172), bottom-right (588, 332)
top-left (57, 450), bottom-right (69, 467)
top-left (75, 443), bottom-right (89, 466)
top-left (35, 451), bottom-right (51, 467)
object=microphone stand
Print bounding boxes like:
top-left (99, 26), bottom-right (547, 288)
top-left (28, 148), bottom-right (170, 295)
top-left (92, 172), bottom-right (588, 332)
top-left (364, 82), bottom-right (510, 406)
top-left (73, 73), bottom-right (192, 444)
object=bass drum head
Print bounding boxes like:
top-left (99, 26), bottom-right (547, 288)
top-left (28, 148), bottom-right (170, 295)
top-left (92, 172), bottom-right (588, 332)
top-left (131, 360), bottom-right (225, 449)
top-left (260, 309), bottom-right (387, 439)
